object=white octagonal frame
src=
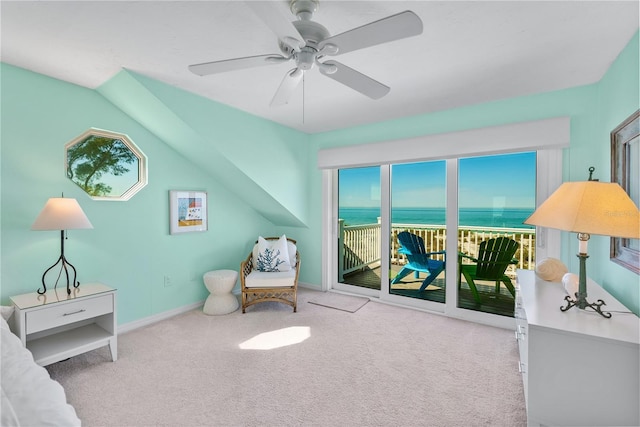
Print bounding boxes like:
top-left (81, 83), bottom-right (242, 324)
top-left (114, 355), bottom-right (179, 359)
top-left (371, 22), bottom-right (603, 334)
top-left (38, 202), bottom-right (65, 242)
top-left (65, 128), bottom-right (148, 201)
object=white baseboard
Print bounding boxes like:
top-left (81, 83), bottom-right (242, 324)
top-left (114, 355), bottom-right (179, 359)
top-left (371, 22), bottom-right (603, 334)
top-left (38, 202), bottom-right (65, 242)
top-left (298, 281), bottom-right (321, 291)
top-left (120, 282), bottom-right (321, 334)
top-left (118, 300), bottom-right (204, 334)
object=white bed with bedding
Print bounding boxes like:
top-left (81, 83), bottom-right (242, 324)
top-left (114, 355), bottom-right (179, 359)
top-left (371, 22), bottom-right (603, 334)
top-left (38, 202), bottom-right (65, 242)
top-left (1, 309), bottom-right (80, 426)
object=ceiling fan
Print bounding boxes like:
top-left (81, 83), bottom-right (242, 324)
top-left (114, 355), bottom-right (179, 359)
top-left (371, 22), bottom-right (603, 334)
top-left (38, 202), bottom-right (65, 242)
top-left (188, 0), bottom-right (423, 106)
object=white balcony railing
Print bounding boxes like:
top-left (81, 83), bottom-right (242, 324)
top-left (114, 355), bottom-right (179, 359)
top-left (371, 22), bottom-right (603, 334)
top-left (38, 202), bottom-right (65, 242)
top-left (338, 219), bottom-right (536, 281)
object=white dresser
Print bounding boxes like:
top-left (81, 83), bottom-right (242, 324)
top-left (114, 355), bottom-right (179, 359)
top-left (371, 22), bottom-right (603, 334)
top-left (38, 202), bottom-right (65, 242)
top-left (10, 283), bottom-right (117, 366)
top-left (515, 269), bottom-right (639, 426)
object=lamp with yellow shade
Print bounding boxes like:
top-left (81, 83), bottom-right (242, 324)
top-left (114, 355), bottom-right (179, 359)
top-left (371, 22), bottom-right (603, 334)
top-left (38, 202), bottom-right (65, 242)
top-left (524, 168), bottom-right (640, 318)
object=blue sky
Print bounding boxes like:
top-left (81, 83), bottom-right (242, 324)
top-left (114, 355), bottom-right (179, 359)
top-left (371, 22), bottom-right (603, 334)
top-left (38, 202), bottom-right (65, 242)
top-left (339, 152), bottom-right (536, 209)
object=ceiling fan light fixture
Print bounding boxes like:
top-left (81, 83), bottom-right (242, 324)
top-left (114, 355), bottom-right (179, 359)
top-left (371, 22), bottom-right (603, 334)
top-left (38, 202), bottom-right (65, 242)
top-left (296, 48), bottom-right (316, 70)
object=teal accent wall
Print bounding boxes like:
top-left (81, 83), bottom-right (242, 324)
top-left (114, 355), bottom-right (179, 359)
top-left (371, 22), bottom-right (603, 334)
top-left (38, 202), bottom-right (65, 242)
top-left (0, 64), bottom-right (305, 324)
top-left (308, 30), bottom-right (639, 314)
top-left (591, 32), bottom-right (640, 314)
top-left (1, 31), bottom-right (638, 322)
top-left (97, 70), bottom-right (310, 228)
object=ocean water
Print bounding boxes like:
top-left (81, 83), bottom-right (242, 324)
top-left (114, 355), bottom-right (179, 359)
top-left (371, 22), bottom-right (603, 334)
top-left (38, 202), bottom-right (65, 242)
top-left (339, 207), bottom-right (534, 229)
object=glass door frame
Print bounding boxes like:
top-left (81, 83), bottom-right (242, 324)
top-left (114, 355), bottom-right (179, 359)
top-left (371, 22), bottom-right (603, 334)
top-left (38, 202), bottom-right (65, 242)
top-left (325, 152), bottom-right (561, 328)
top-left (320, 119), bottom-right (568, 328)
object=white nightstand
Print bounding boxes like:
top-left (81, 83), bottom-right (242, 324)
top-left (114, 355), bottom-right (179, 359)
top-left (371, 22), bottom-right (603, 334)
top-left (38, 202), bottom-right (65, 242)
top-left (10, 283), bottom-right (117, 366)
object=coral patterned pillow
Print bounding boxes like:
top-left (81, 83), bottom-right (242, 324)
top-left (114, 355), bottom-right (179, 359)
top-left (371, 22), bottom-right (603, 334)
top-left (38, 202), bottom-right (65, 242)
top-left (256, 235), bottom-right (291, 272)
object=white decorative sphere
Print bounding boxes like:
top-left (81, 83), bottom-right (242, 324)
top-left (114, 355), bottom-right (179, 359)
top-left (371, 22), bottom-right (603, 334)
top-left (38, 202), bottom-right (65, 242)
top-left (535, 258), bottom-right (568, 282)
top-left (562, 273), bottom-right (580, 296)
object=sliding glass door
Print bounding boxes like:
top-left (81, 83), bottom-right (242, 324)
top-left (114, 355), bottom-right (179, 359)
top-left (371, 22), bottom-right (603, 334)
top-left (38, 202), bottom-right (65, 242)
top-left (389, 161), bottom-right (446, 304)
top-left (321, 119), bottom-right (566, 327)
top-left (457, 152), bottom-right (537, 317)
top-left (332, 152), bottom-right (538, 320)
top-left (336, 166), bottom-right (381, 292)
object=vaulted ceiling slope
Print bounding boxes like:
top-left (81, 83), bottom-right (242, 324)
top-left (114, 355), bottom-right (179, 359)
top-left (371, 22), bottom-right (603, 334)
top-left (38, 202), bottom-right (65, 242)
top-left (1, 1), bottom-right (638, 133)
top-left (98, 70), bottom-right (310, 227)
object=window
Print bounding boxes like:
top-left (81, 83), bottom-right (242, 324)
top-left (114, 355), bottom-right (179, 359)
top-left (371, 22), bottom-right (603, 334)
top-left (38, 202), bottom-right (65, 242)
top-left (65, 128), bottom-right (147, 201)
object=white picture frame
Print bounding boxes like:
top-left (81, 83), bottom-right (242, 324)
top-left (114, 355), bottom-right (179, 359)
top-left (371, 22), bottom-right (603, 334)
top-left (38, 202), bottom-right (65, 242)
top-left (169, 190), bottom-right (208, 235)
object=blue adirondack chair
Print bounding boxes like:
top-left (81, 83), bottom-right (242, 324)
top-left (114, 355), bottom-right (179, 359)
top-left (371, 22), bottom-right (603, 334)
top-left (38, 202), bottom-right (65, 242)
top-left (391, 231), bottom-right (445, 291)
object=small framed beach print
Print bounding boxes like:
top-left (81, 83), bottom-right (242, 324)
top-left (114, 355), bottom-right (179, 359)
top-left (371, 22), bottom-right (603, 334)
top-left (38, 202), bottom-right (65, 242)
top-left (169, 190), bottom-right (208, 235)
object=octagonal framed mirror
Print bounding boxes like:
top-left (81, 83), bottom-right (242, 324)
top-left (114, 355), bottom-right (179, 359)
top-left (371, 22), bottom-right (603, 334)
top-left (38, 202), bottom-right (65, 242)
top-left (65, 128), bottom-right (148, 201)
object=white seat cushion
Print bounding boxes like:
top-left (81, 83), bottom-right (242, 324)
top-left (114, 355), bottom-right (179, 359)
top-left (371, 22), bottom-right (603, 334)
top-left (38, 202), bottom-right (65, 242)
top-left (245, 270), bottom-right (296, 288)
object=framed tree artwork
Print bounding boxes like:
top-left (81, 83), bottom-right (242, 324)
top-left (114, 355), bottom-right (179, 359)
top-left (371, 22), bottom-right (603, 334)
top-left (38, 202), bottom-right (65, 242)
top-left (610, 110), bottom-right (639, 274)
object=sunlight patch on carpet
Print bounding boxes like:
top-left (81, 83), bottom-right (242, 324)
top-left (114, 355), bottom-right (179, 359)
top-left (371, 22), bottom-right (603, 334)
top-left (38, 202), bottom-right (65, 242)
top-left (239, 326), bottom-right (310, 350)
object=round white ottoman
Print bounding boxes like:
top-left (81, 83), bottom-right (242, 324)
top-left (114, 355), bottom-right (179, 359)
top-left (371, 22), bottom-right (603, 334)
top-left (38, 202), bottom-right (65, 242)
top-left (203, 270), bottom-right (239, 315)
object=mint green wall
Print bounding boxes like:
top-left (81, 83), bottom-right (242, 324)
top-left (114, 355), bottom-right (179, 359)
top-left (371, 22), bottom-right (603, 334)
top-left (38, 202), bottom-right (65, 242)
top-left (125, 72), bottom-right (310, 223)
top-left (97, 70), bottom-right (310, 228)
top-left (308, 31), bottom-right (639, 314)
top-left (2, 30), bottom-right (638, 323)
top-left (591, 32), bottom-right (640, 313)
top-left (0, 64), bottom-right (292, 324)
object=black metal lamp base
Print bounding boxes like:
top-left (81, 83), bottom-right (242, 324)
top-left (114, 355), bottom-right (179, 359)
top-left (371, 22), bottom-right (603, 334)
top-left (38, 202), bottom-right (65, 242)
top-left (559, 248), bottom-right (611, 319)
top-left (38, 230), bottom-right (79, 295)
top-left (560, 294), bottom-right (612, 318)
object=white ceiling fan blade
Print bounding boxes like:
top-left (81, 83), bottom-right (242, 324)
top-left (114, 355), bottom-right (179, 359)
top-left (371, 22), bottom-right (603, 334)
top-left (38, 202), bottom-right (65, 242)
top-left (245, 1), bottom-right (305, 52)
top-left (188, 54), bottom-right (288, 76)
top-left (319, 61), bottom-right (390, 99)
top-left (271, 68), bottom-right (303, 107)
top-left (318, 11), bottom-right (423, 56)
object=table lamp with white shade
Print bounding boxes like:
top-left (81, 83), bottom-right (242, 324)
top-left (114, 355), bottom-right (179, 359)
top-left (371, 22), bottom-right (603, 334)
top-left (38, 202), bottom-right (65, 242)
top-left (524, 168), bottom-right (640, 318)
top-left (31, 196), bottom-right (93, 295)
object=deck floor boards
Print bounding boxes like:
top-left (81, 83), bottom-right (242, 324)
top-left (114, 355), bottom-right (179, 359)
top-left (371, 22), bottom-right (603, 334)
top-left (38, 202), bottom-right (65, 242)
top-left (343, 264), bottom-right (515, 317)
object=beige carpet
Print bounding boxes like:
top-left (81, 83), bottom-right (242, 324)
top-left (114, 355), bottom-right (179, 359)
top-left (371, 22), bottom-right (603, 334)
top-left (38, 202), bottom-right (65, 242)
top-left (46, 288), bottom-right (526, 427)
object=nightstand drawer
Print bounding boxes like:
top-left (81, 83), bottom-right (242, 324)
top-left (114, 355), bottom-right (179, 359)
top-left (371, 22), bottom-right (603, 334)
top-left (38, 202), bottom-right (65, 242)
top-left (26, 294), bottom-right (113, 334)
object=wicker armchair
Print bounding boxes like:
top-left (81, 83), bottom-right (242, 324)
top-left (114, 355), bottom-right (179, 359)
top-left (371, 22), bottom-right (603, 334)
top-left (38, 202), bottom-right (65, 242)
top-left (240, 237), bottom-right (300, 313)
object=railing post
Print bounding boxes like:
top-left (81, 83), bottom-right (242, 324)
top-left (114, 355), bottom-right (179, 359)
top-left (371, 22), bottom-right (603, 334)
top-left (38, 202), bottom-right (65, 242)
top-left (376, 217), bottom-right (382, 264)
top-left (338, 219), bottom-right (345, 282)
top-left (345, 223), bottom-right (536, 279)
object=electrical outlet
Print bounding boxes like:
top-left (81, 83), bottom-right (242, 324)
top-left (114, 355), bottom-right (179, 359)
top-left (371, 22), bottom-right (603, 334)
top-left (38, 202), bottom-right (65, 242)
top-left (164, 276), bottom-right (172, 287)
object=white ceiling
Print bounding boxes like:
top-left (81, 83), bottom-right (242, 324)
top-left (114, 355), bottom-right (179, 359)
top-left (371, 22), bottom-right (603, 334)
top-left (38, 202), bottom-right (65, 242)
top-left (1, 1), bottom-right (638, 134)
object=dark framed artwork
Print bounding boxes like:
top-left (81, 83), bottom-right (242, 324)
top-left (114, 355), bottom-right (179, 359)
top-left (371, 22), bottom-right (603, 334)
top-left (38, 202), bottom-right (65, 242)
top-left (610, 110), bottom-right (639, 274)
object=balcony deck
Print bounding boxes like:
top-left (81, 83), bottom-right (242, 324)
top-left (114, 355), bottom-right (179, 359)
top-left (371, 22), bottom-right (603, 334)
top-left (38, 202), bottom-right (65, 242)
top-left (343, 263), bottom-right (516, 317)
top-left (338, 221), bottom-right (534, 318)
